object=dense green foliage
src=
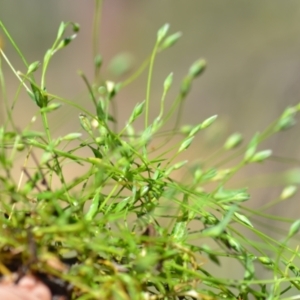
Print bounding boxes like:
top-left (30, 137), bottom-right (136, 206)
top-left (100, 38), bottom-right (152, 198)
top-left (1, 3), bottom-right (300, 300)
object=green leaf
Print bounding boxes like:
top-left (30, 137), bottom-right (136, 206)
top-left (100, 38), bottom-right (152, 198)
top-left (27, 61), bottom-right (40, 74)
top-left (163, 72), bottom-right (173, 92)
top-left (40, 151), bottom-right (52, 164)
top-left (188, 59), bottom-right (206, 78)
top-left (94, 54), bottom-right (103, 69)
top-left (140, 185), bottom-right (149, 197)
top-left (243, 254), bottom-right (255, 280)
top-left (96, 100), bottom-right (106, 120)
top-left (200, 168), bottom-right (217, 183)
top-left (85, 192), bottom-right (103, 221)
top-left (226, 235), bottom-right (242, 252)
top-left (172, 221), bottom-right (188, 242)
top-left (40, 102), bottom-right (62, 113)
top-left (224, 133), bottom-right (243, 150)
top-left (188, 123), bottom-right (202, 137)
top-left (56, 22), bottom-right (66, 40)
top-left (72, 22), bottom-right (80, 32)
top-left (193, 168), bottom-right (203, 182)
top-left (208, 253), bottom-right (221, 266)
top-left (258, 256), bottom-right (273, 266)
top-left (201, 212), bottom-right (218, 226)
top-left (30, 83), bottom-right (48, 107)
top-left (180, 124), bottom-right (193, 135)
top-left (244, 132), bottom-right (260, 162)
top-left (249, 150), bottom-right (272, 163)
top-left (57, 34), bottom-right (77, 49)
top-left (212, 169), bottom-right (231, 181)
top-left (165, 160), bottom-right (188, 176)
top-left (128, 101), bottom-right (145, 124)
top-left (172, 160), bottom-right (188, 170)
top-left (87, 145), bottom-right (103, 159)
top-left (3, 131), bottom-right (17, 140)
top-left (43, 49), bottom-right (52, 65)
top-left (157, 23), bottom-right (170, 44)
top-left (180, 75), bottom-right (192, 97)
top-left (201, 115), bottom-right (217, 129)
top-left (22, 131), bottom-right (45, 138)
top-left (201, 206), bottom-right (237, 237)
top-left (140, 125), bottom-right (153, 145)
top-left (62, 133), bottom-right (82, 141)
top-left (178, 136), bottom-right (194, 153)
top-left (275, 106), bottom-right (297, 131)
top-left (214, 187), bottom-right (249, 203)
top-left (114, 197), bottom-right (131, 213)
top-left (160, 32), bottom-right (182, 50)
top-left (280, 185), bottom-right (297, 200)
top-left (79, 113), bottom-right (92, 134)
top-left (234, 212), bottom-right (253, 227)
top-left (288, 219), bottom-right (300, 238)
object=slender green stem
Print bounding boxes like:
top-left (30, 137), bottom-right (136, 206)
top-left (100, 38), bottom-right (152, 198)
top-left (121, 56), bottom-right (150, 89)
top-left (78, 71), bottom-right (97, 107)
top-left (173, 97), bottom-right (185, 129)
top-left (0, 21), bottom-right (29, 69)
top-left (0, 55), bottom-right (15, 129)
top-left (41, 111), bottom-right (51, 142)
top-left (93, 0), bottom-right (103, 83)
top-left (0, 49), bottom-right (31, 93)
top-left (242, 206), bottom-right (293, 222)
top-left (145, 42), bottom-right (159, 129)
top-left (93, 0), bottom-right (102, 56)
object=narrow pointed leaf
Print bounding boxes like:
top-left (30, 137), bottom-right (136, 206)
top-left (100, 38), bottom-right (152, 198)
top-left (62, 133), bottom-right (82, 141)
top-left (234, 212), bottom-right (253, 227)
top-left (188, 59), bottom-right (206, 78)
top-left (224, 133), bottom-right (243, 150)
top-left (280, 185), bottom-right (297, 200)
top-left (288, 219), bottom-right (300, 238)
top-left (249, 150), bottom-right (272, 163)
top-left (163, 72), bottom-right (173, 92)
top-left (244, 132), bottom-right (260, 162)
top-left (201, 115), bottom-right (217, 129)
top-left (157, 23), bottom-right (170, 44)
top-left (178, 136), bottom-right (194, 153)
top-left (202, 206), bottom-right (237, 237)
top-left (27, 61), bottom-right (40, 74)
top-left (160, 32), bottom-right (182, 50)
top-left (128, 101), bottom-right (145, 124)
top-left (56, 22), bottom-right (66, 40)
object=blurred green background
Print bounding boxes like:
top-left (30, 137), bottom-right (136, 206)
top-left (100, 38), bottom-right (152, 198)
top-left (1, 0), bottom-right (300, 284)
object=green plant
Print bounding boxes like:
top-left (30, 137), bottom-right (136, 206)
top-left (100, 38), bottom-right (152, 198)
top-left (1, 2), bottom-right (300, 300)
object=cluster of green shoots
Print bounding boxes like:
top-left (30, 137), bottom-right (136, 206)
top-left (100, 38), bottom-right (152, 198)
top-left (1, 6), bottom-right (300, 300)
